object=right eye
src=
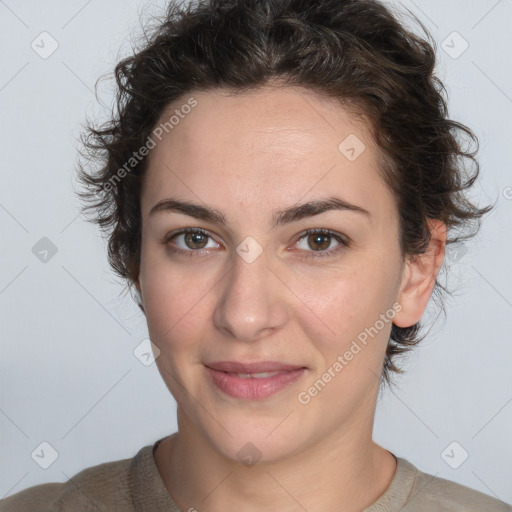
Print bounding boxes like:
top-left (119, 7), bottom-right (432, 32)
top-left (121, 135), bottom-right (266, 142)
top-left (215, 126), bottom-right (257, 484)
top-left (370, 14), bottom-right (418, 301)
top-left (163, 228), bottom-right (221, 257)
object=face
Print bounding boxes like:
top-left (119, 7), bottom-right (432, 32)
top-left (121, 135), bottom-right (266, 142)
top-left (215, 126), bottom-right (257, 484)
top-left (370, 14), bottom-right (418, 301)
top-left (137, 86), bottom-right (409, 463)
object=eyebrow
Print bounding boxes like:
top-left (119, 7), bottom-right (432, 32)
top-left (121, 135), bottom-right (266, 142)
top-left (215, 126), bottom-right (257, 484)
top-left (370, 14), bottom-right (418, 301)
top-left (148, 196), bottom-right (370, 228)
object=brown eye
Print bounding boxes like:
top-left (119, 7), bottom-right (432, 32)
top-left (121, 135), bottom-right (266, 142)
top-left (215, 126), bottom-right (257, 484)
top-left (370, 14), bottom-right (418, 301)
top-left (295, 229), bottom-right (349, 259)
top-left (307, 232), bottom-right (332, 251)
top-left (164, 228), bottom-right (220, 255)
top-left (184, 231), bottom-right (209, 249)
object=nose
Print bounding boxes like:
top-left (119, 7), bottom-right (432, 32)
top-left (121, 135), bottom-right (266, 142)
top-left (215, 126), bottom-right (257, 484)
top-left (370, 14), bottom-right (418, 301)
top-left (213, 247), bottom-right (289, 343)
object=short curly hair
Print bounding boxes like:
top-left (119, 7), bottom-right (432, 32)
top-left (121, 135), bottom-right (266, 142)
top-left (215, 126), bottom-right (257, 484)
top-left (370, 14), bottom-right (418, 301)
top-left (76, 0), bottom-right (493, 386)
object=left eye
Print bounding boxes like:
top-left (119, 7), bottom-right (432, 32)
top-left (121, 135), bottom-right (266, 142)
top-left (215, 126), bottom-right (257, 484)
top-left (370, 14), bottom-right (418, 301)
top-left (294, 229), bottom-right (348, 258)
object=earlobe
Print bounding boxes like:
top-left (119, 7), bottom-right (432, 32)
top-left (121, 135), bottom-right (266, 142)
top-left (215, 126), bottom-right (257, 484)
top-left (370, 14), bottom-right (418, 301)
top-left (393, 219), bottom-right (447, 328)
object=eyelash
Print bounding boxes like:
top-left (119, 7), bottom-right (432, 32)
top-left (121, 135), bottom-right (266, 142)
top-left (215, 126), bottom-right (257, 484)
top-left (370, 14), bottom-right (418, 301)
top-left (162, 228), bottom-right (349, 260)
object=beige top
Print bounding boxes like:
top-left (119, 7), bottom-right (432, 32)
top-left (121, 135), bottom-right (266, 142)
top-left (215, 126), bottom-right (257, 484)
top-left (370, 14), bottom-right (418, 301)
top-left (1, 437), bottom-right (511, 511)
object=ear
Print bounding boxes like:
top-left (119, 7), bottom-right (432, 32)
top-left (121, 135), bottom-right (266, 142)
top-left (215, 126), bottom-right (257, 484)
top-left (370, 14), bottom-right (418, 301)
top-left (393, 219), bottom-right (447, 328)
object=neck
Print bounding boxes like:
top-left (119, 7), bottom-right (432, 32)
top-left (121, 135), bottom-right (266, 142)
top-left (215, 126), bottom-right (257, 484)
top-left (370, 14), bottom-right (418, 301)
top-left (155, 412), bottom-right (397, 512)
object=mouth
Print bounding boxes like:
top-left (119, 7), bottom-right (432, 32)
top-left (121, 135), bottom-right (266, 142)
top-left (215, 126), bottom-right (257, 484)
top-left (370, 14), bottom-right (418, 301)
top-left (204, 361), bottom-right (308, 400)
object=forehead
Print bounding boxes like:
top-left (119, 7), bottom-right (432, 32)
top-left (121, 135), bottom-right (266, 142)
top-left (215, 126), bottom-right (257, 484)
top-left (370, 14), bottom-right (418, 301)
top-left (141, 86), bottom-right (393, 226)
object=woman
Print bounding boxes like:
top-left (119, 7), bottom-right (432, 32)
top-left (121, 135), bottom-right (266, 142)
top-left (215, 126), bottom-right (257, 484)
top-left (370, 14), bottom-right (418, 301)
top-left (1, 0), bottom-right (510, 510)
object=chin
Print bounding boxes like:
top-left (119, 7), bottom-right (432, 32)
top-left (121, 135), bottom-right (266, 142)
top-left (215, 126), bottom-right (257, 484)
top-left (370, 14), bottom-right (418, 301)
top-left (195, 415), bottom-right (312, 466)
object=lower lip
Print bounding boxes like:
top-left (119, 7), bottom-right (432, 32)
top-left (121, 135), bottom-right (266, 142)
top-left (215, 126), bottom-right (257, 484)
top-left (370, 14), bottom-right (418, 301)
top-left (205, 367), bottom-right (307, 400)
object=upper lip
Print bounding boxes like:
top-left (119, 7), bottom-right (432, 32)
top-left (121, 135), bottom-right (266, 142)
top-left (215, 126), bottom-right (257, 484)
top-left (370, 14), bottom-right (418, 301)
top-left (205, 361), bottom-right (306, 373)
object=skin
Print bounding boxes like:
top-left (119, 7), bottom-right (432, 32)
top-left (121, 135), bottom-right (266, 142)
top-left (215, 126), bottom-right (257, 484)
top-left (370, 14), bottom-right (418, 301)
top-left (135, 85), bottom-right (446, 512)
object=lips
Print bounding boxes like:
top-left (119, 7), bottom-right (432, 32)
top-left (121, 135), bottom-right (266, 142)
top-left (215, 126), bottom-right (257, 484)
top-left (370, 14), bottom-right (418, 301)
top-left (204, 361), bottom-right (306, 373)
top-left (204, 360), bottom-right (307, 399)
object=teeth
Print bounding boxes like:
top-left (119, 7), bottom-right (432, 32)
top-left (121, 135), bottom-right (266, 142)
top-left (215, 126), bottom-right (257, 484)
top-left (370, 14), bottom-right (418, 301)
top-left (233, 371), bottom-right (283, 378)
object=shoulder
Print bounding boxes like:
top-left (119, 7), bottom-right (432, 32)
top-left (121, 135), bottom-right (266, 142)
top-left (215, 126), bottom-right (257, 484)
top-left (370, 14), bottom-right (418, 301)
top-left (0, 447), bottom-right (149, 512)
top-left (0, 483), bottom-right (65, 512)
top-left (403, 458), bottom-right (512, 511)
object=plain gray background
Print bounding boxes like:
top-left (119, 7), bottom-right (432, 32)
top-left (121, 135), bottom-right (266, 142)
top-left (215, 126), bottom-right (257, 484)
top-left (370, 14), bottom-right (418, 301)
top-left (1, 0), bottom-right (511, 503)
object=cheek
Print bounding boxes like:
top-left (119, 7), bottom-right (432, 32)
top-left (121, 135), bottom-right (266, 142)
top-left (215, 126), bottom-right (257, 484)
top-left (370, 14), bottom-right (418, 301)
top-left (292, 258), bottom-right (395, 360)
top-left (140, 262), bottom-right (213, 401)
top-left (139, 250), bottom-right (215, 350)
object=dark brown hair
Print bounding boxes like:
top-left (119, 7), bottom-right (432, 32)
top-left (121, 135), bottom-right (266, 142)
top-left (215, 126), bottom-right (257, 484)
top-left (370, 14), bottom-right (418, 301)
top-left (76, 0), bottom-right (493, 386)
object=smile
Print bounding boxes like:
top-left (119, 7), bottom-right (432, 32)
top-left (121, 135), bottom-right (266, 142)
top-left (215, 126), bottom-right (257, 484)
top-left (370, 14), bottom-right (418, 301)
top-left (204, 365), bottom-right (307, 400)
